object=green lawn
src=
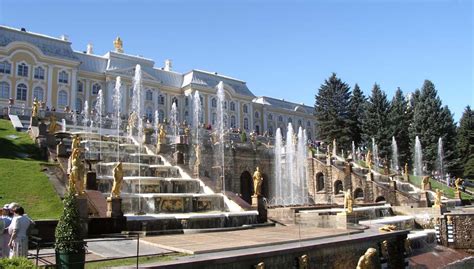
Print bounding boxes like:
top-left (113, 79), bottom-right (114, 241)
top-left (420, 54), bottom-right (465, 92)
top-left (408, 175), bottom-right (473, 200)
top-left (0, 119), bottom-right (62, 219)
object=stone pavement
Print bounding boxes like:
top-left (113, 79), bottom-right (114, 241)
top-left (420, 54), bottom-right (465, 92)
top-left (142, 225), bottom-right (358, 254)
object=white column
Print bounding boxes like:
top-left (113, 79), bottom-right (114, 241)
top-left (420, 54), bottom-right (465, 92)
top-left (46, 64), bottom-right (54, 108)
top-left (71, 70), bottom-right (77, 111)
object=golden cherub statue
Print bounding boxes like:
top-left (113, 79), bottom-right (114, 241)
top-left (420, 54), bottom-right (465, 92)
top-left (113, 36), bottom-right (123, 53)
top-left (158, 124), bottom-right (167, 144)
top-left (32, 97), bottom-right (39, 118)
top-left (253, 167), bottom-right (263, 197)
top-left (433, 189), bottom-right (443, 207)
top-left (48, 115), bottom-right (57, 133)
top-left (69, 148), bottom-right (85, 196)
top-left (111, 162), bottom-right (123, 198)
top-left (455, 178), bottom-right (462, 191)
top-left (343, 189), bottom-right (353, 214)
top-left (71, 135), bottom-right (81, 152)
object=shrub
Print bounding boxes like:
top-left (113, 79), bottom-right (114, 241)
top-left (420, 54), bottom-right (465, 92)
top-left (0, 257), bottom-right (34, 268)
top-left (54, 189), bottom-right (85, 253)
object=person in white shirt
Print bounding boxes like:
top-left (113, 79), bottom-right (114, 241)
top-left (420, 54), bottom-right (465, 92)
top-left (0, 204), bottom-right (12, 258)
top-left (8, 207), bottom-right (33, 258)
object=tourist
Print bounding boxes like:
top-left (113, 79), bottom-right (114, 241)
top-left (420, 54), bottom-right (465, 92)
top-left (0, 204), bottom-right (12, 257)
top-left (8, 207), bottom-right (33, 258)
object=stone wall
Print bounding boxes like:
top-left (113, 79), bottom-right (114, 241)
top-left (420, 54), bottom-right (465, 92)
top-left (437, 213), bottom-right (474, 249)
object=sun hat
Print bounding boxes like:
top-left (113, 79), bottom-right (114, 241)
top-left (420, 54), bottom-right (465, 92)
top-left (8, 202), bottom-right (20, 210)
top-left (2, 204), bottom-right (9, 210)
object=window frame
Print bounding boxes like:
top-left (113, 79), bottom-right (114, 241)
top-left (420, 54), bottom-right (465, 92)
top-left (0, 81), bottom-right (10, 99)
top-left (34, 66), bottom-right (45, 80)
top-left (0, 61), bottom-right (12, 74)
top-left (16, 83), bottom-right (28, 101)
top-left (58, 90), bottom-right (69, 107)
top-left (33, 86), bottom-right (44, 101)
top-left (17, 63), bottom-right (29, 77)
top-left (58, 70), bottom-right (69, 84)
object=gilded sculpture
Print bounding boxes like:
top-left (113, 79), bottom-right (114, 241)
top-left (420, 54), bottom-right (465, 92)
top-left (298, 254), bottom-right (309, 269)
top-left (253, 167), bottom-right (263, 197)
top-left (356, 248), bottom-right (379, 269)
top-left (422, 176), bottom-right (430, 189)
top-left (194, 144), bottom-right (201, 175)
top-left (32, 97), bottom-right (39, 118)
top-left (343, 189), bottom-right (353, 214)
top-left (49, 115), bottom-right (57, 133)
top-left (111, 162), bottom-right (124, 198)
top-left (433, 188), bottom-right (443, 207)
top-left (69, 148), bottom-right (85, 196)
top-left (158, 124), bottom-right (167, 144)
top-left (454, 178), bottom-right (462, 191)
top-left (71, 135), bottom-right (81, 152)
top-left (113, 36), bottom-right (123, 53)
top-left (378, 224), bottom-right (397, 232)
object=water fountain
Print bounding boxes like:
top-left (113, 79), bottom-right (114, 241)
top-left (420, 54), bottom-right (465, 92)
top-left (61, 119), bottom-right (66, 132)
top-left (215, 81), bottom-right (226, 192)
top-left (272, 128), bottom-right (283, 205)
top-left (391, 136), bottom-right (399, 172)
top-left (372, 138), bottom-right (379, 168)
top-left (72, 112), bottom-right (77, 131)
top-left (414, 136), bottom-right (423, 176)
top-left (437, 137), bottom-right (445, 183)
top-left (83, 101), bottom-right (89, 134)
top-left (113, 76), bottom-right (122, 161)
top-left (95, 89), bottom-right (104, 164)
top-left (192, 90), bottom-right (202, 143)
top-left (286, 123), bottom-right (295, 204)
top-left (296, 127), bottom-right (308, 204)
top-left (154, 110), bottom-right (159, 143)
top-left (352, 141), bottom-right (356, 161)
top-left (170, 102), bottom-right (177, 142)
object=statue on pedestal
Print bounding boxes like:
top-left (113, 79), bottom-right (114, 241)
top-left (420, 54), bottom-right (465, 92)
top-left (113, 36), bottom-right (123, 53)
top-left (111, 162), bottom-right (123, 198)
top-left (32, 97), bottom-right (39, 118)
top-left (366, 150), bottom-right (373, 171)
top-left (455, 178), bottom-right (462, 191)
top-left (343, 190), bottom-right (353, 214)
top-left (422, 176), bottom-right (430, 190)
top-left (253, 167), bottom-right (263, 197)
top-left (48, 115), bottom-right (57, 133)
top-left (69, 148), bottom-right (85, 196)
top-left (71, 135), bottom-right (81, 152)
top-left (433, 189), bottom-right (443, 207)
top-left (194, 144), bottom-right (201, 175)
top-left (158, 125), bottom-right (166, 144)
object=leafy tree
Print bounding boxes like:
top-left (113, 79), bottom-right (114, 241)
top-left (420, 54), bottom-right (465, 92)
top-left (388, 88), bottom-right (412, 169)
top-left (55, 189), bottom-right (85, 254)
top-left (314, 73), bottom-right (352, 150)
top-left (348, 84), bottom-right (367, 147)
top-left (362, 83), bottom-right (391, 158)
top-left (457, 106), bottom-right (474, 178)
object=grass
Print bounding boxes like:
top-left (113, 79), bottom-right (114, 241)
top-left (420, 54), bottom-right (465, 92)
top-left (408, 175), bottom-right (473, 200)
top-left (84, 254), bottom-right (186, 269)
top-left (0, 119), bottom-right (63, 219)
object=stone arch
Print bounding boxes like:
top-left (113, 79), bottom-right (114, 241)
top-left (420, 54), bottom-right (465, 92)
top-left (240, 171), bottom-right (252, 204)
top-left (315, 172), bottom-right (325, 191)
top-left (375, 196), bottom-right (386, 203)
top-left (334, 180), bottom-right (343, 195)
top-left (354, 188), bottom-right (364, 199)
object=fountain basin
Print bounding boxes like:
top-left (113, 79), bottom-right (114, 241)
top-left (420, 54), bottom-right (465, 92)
top-left (97, 176), bottom-right (201, 194)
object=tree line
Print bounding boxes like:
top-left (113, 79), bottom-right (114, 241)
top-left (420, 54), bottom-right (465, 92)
top-left (314, 73), bottom-right (473, 179)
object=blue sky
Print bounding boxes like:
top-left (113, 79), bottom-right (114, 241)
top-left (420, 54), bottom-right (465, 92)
top-left (1, 0), bottom-right (472, 121)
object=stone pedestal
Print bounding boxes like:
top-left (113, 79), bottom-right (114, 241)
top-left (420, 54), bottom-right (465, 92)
top-left (251, 195), bottom-right (259, 208)
top-left (76, 196), bottom-right (89, 219)
top-left (176, 151), bottom-right (184, 164)
top-left (106, 197), bottom-right (123, 218)
top-left (86, 171), bottom-right (97, 190)
top-left (336, 211), bottom-right (357, 229)
top-left (390, 180), bottom-right (397, 190)
top-left (422, 182), bottom-right (432, 191)
top-left (366, 172), bottom-right (374, 181)
top-left (143, 132), bottom-right (151, 144)
top-left (454, 191), bottom-right (462, 200)
top-left (46, 134), bottom-right (56, 147)
top-left (156, 143), bottom-right (170, 154)
top-left (57, 140), bottom-right (67, 157)
top-left (404, 174), bottom-right (409, 181)
top-left (38, 122), bottom-right (47, 136)
top-left (30, 117), bottom-right (39, 127)
top-left (432, 204), bottom-right (447, 214)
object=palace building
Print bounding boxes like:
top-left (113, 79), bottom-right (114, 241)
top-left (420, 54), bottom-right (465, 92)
top-left (0, 25), bottom-right (316, 138)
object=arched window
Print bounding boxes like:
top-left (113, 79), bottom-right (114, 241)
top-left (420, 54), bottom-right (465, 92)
top-left (211, 98), bottom-right (217, 108)
top-left (34, 67), bottom-right (45, 80)
top-left (224, 101), bottom-right (227, 110)
top-left (146, 90), bottom-right (153, 101)
top-left (307, 121), bottom-right (311, 127)
top-left (75, 98), bottom-right (83, 112)
top-left (185, 97), bottom-right (189, 106)
top-left (254, 111), bottom-right (259, 119)
top-left (0, 61), bottom-right (11, 74)
top-left (158, 94), bottom-right (165, 105)
top-left (243, 104), bottom-right (248, 113)
top-left (159, 109), bottom-right (165, 123)
top-left (58, 71), bottom-right (68, 84)
top-left (17, 63), bottom-right (28, 77)
top-left (92, 83), bottom-right (101, 95)
top-left (316, 173), bottom-right (325, 191)
top-left (58, 90), bottom-right (68, 107)
top-left (298, 119), bottom-right (302, 126)
top-left (33, 87), bottom-right (44, 101)
top-left (268, 113), bottom-right (273, 121)
top-left (354, 188), bottom-right (364, 199)
top-left (0, 82), bottom-right (10, 99)
top-left (334, 180), bottom-right (343, 195)
top-left (211, 112), bottom-right (217, 125)
top-left (230, 115), bottom-right (236, 128)
top-left (288, 117), bottom-right (292, 123)
top-left (243, 118), bottom-right (249, 130)
top-left (268, 126), bottom-right (274, 136)
top-left (230, 101), bottom-right (236, 111)
top-left (278, 115), bottom-right (283, 122)
top-left (77, 81), bottom-right (83, 92)
top-left (223, 115), bottom-right (228, 127)
top-left (16, 83), bottom-right (27, 101)
top-left (307, 131), bottom-right (312, 140)
top-left (184, 110), bottom-right (189, 122)
top-left (129, 87), bottom-right (133, 98)
top-left (145, 106), bottom-right (153, 120)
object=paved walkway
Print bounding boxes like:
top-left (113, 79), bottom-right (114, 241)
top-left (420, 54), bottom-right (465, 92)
top-left (142, 225), bottom-right (358, 254)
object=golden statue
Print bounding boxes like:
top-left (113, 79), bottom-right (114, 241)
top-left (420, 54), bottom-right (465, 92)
top-left (356, 248), bottom-right (379, 269)
top-left (433, 188), bottom-right (443, 207)
top-left (404, 163), bottom-right (409, 175)
top-left (111, 162), bottom-right (123, 198)
top-left (32, 97), bottom-right (39, 118)
top-left (298, 254), bottom-right (309, 269)
top-left (128, 111), bottom-right (137, 129)
top-left (194, 144), bottom-right (201, 175)
top-left (71, 135), bottom-right (81, 152)
top-left (455, 178), bottom-right (462, 191)
top-left (113, 36), bottom-right (123, 53)
top-left (69, 148), bottom-right (85, 196)
top-left (380, 240), bottom-right (389, 259)
top-left (158, 125), bottom-right (167, 144)
top-left (378, 224), bottom-right (397, 232)
top-left (255, 262), bottom-right (265, 269)
top-left (366, 150), bottom-right (373, 171)
top-left (422, 176), bottom-right (430, 189)
top-left (184, 126), bottom-right (190, 136)
top-left (343, 190), bottom-right (353, 213)
top-left (48, 115), bottom-right (57, 133)
top-left (253, 167), bottom-right (263, 197)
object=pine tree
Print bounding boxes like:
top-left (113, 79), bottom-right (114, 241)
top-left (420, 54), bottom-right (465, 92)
top-left (409, 80), bottom-right (458, 174)
top-left (348, 84), bottom-right (366, 147)
top-left (362, 83), bottom-right (391, 158)
top-left (55, 189), bottom-right (85, 254)
top-left (388, 88), bottom-right (412, 169)
top-left (457, 106), bottom-right (474, 178)
top-left (314, 73), bottom-right (352, 150)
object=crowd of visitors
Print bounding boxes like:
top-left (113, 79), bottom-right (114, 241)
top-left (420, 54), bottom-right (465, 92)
top-left (0, 202), bottom-right (34, 259)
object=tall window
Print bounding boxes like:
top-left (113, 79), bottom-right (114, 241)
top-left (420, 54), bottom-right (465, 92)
top-left (58, 71), bottom-right (68, 84)
top-left (33, 67), bottom-right (45, 80)
top-left (211, 98), bottom-right (217, 108)
top-left (224, 101), bottom-right (227, 110)
top-left (268, 126), bottom-right (274, 136)
top-left (307, 121), bottom-right (311, 127)
top-left (0, 61), bottom-right (11, 74)
top-left (17, 63), bottom-right (28, 77)
top-left (185, 97), bottom-right (189, 106)
top-left (77, 81), bottom-right (83, 92)
top-left (254, 111), bottom-right (259, 119)
top-left (76, 98), bottom-right (83, 112)
top-left (33, 87), bottom-right (44, 101)
top-left (243, 104), bottom-right (248, 113)
top-left (230, 115), bottom-right (236, 128)
top-left (145, 107), bottom-right (153, 120)
top-left (298, 119), bottom-right (302, 126)
top-left (92, 83), bottom-right (101, 95)
top-left (268, 113), bottom-right (273, 121)
top-left (146, 90), bottom-right (153, 101)
top-left (278, 115), bottom-right (283, 122)
top-left (58, 90), bottom-right (68, 107)
top-left (16, 83), bottom-right (27, 101)
top-left (158, 95), bottom-right (165, 105)
top-left (288, 117), bottom-right (292, 123)
top-left (0, 82), bottom-right (10, 99)
top-left (159, 109), bottom-right (165, 122)
top-left (172, 97), bottom-right (178, 107)
top-left (243, 118), bottom-right (249, 130)
top-left (230, 101), bottom-right (236, 111)
top-left (129, 88), bottom-right (133, 98)
top-left (211, 113), bottom-right (217, 125)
